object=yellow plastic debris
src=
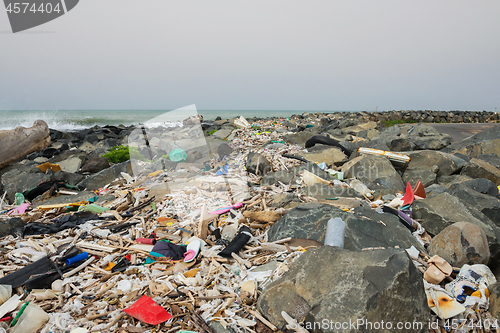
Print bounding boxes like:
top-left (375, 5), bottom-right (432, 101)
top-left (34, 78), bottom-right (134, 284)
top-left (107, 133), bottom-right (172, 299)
top-left (37, 201), bottom-right (88, 210)
top-left (148, 170), bottom-right (163, 178)
top-left (37, 162), bottom-right (62, 173)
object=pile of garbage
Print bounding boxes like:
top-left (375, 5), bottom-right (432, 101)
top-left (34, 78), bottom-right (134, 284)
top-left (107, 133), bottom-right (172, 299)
top-left (0, 113), bottom-right (499, 333)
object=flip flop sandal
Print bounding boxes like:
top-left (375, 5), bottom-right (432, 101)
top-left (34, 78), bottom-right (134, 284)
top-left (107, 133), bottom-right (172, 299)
top-left (183, 239), bottom-right (201, 263)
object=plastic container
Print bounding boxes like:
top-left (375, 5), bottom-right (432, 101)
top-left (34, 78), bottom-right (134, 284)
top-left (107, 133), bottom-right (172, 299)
top-left (10, 303), bottom-right (49, 333)
top-left (65, 252), bottom-right (89, 266)
top-left (324, 217), bottom-right (346, 248)
top-left (169, 148), bottom-right (187, 162)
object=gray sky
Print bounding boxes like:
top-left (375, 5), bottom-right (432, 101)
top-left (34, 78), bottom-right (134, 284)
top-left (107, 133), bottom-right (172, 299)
top-left (0, 0), bottom-right (499, 111)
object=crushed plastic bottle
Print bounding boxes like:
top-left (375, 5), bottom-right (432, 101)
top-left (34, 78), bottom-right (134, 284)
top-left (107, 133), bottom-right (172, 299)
top-left (14, 193), bottom-right (24, 206)
top-left (78, 204), bottom-right (108, 213)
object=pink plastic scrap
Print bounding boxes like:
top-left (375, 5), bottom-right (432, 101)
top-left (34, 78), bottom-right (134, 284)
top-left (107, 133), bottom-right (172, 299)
top-left (210, 202), bottom-right (243, 215)
top-left (123, 295), bottom-right (172, 325)
top-left (8, 203), bottom-right (30, 215)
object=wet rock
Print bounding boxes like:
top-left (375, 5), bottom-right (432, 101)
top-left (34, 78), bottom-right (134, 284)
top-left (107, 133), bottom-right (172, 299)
top-left (80, 156), bottom-right (110, 173)
top-left (268, 203), bottom-right (424, 251)
top-left (0, 120), bottom-right (51, 170)
top-left (296, 146), bottom-right (348, 167)
top-left (405, 150), bottom-right (468, 177)
top-left (77, 161), bottom-right (132, 191)
top-left (428, 222), bottom-right (490, 267)
top-left (257, 247), bottom-right (429, 332)
top-left (461, 158), bottom-right (500, 185)
top-left (342, 154), bottom-right (405, 193)
top-left (0, 166), bottom-right (50, 203)
top-left (246, 153), bottom-right (272, 176)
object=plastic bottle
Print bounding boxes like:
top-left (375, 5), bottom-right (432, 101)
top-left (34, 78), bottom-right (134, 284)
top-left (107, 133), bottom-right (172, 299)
top-left (349, 179), bottom-right (373, 198)
top-left (324, 217), bottom-right (346, 248)
top-left (14, 193), bottom-right (24, 206)
top-left (10, 303), bottom-right (49, 333)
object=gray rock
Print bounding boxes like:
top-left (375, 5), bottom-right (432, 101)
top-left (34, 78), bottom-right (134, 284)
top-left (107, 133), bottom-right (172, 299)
top-left (269, 193), bottom-right (301, 208)
top-left (405, 150), bottom-right (468, 177)
top-left (34, 191), bottom-right (97, 208)
top-left (57, 157), bottom-right (83, 173)
top-left (217, 143), bottom-right (233, 157)
top-left (268, 203), bottom-right (424, 252)
top-left (246, 152), bottom-right (272, 176)
top-left (461, 158), bottom-right (500, 185)
top-left (402, 168), bottom-right (436, 187)
top-left (342, 154), bottom-right (405, 193)
top-left (446, 184), bottom-right (500, 227)
top-left (53, 171), bottom-right (85, 186)
top-left (301, 183), bottom-right (362, 200)
top-left (412, 135), bottom-right (452, 150)
top-left (261, 163), bottom-right (334, 186)
top-left (77, 161), bottom-right (132, 191)
top-left (437, 174), bottom-right (473, 186)
top-left (257, 247), bottom-right (429, 332)
top-left (428, 222), bottom-right (490, 267)
top-left (212, 128), bottom-right (233, 139)
top-left (488, 282), bottom-right (500, 321)
top-left (0, 218), bottom-right (25, 238)
top-left (442, 126), bottom-right (500, 154)
top-left (0, 166), bottom-right (50, 203)
top-left (448, 178), bottom-right (500, 198)
top-left (297, 146), bottom-right (348, 167)
top-left (283, 131), bottom-right (313, 146)
top-left (477, 153), bottom-right (500, 170)
top-left (80, 157), bottom-right (110, 173)
top-left (412, 192), bottom-right (500, 262)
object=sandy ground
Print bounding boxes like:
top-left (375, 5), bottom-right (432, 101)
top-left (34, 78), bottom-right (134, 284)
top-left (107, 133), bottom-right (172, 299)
top-left (430, 123), bottom-right (500, 142)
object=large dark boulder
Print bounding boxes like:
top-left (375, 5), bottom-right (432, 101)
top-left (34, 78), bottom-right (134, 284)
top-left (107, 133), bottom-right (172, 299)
top-left (477, 153), bottom-right (500, 170)
top-left (461, 158), bottom-right (500, 185)
top-left (448, 178), bottom-right (500, 198)
top-left (0, 218), bottom-right (25, 238)
top-left (80, 156), bottom-right (110, 174)
top-left (446, 184), bottom-right (500, 225)
top-left (77, 161), bottom-right (132, 191)
top-left (0, 166), bottom-right (50, 203)
top-left (341, 155), bottom-right (405, 193)
top-left (257, 247), bottom-right (429, 332)
top-left (405, 150), bottom-right (468, 177)
top-left (268, 203), bottom-right (424, 252)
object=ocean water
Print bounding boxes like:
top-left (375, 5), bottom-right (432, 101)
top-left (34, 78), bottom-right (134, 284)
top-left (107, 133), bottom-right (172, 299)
top-left (0, 109), bottom-right (343, 131)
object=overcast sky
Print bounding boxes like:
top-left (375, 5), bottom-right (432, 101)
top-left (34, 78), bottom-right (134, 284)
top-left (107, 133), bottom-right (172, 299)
top-left (0, 0), bottom-right (499, 111)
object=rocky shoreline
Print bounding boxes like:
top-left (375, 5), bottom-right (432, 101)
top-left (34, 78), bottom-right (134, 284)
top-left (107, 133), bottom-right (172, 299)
top-left (0, 110), bottom-right (499, 332)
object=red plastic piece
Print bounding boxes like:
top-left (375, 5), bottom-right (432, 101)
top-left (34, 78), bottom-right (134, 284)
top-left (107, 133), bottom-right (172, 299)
top-left (136, 238), bottom-right (156, 245)
top-left (402, 182), bottom-right (415, 206)
top-left (413, 180), bottom-right (426, 199)
top-left (123, 295), bottom-right (172, 325)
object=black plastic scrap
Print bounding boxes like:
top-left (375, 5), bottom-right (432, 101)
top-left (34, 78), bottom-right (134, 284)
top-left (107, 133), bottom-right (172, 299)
top-left (304, 135), bottom-right (352, 156)
top-left (23, 180), bottom-right (79, 201)
top-left (219, 225), bottom-right (252, 257)
top-left (0, 256), bottom-right (52, 288)
top-left (22, 211), bottom-right (99, 237)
